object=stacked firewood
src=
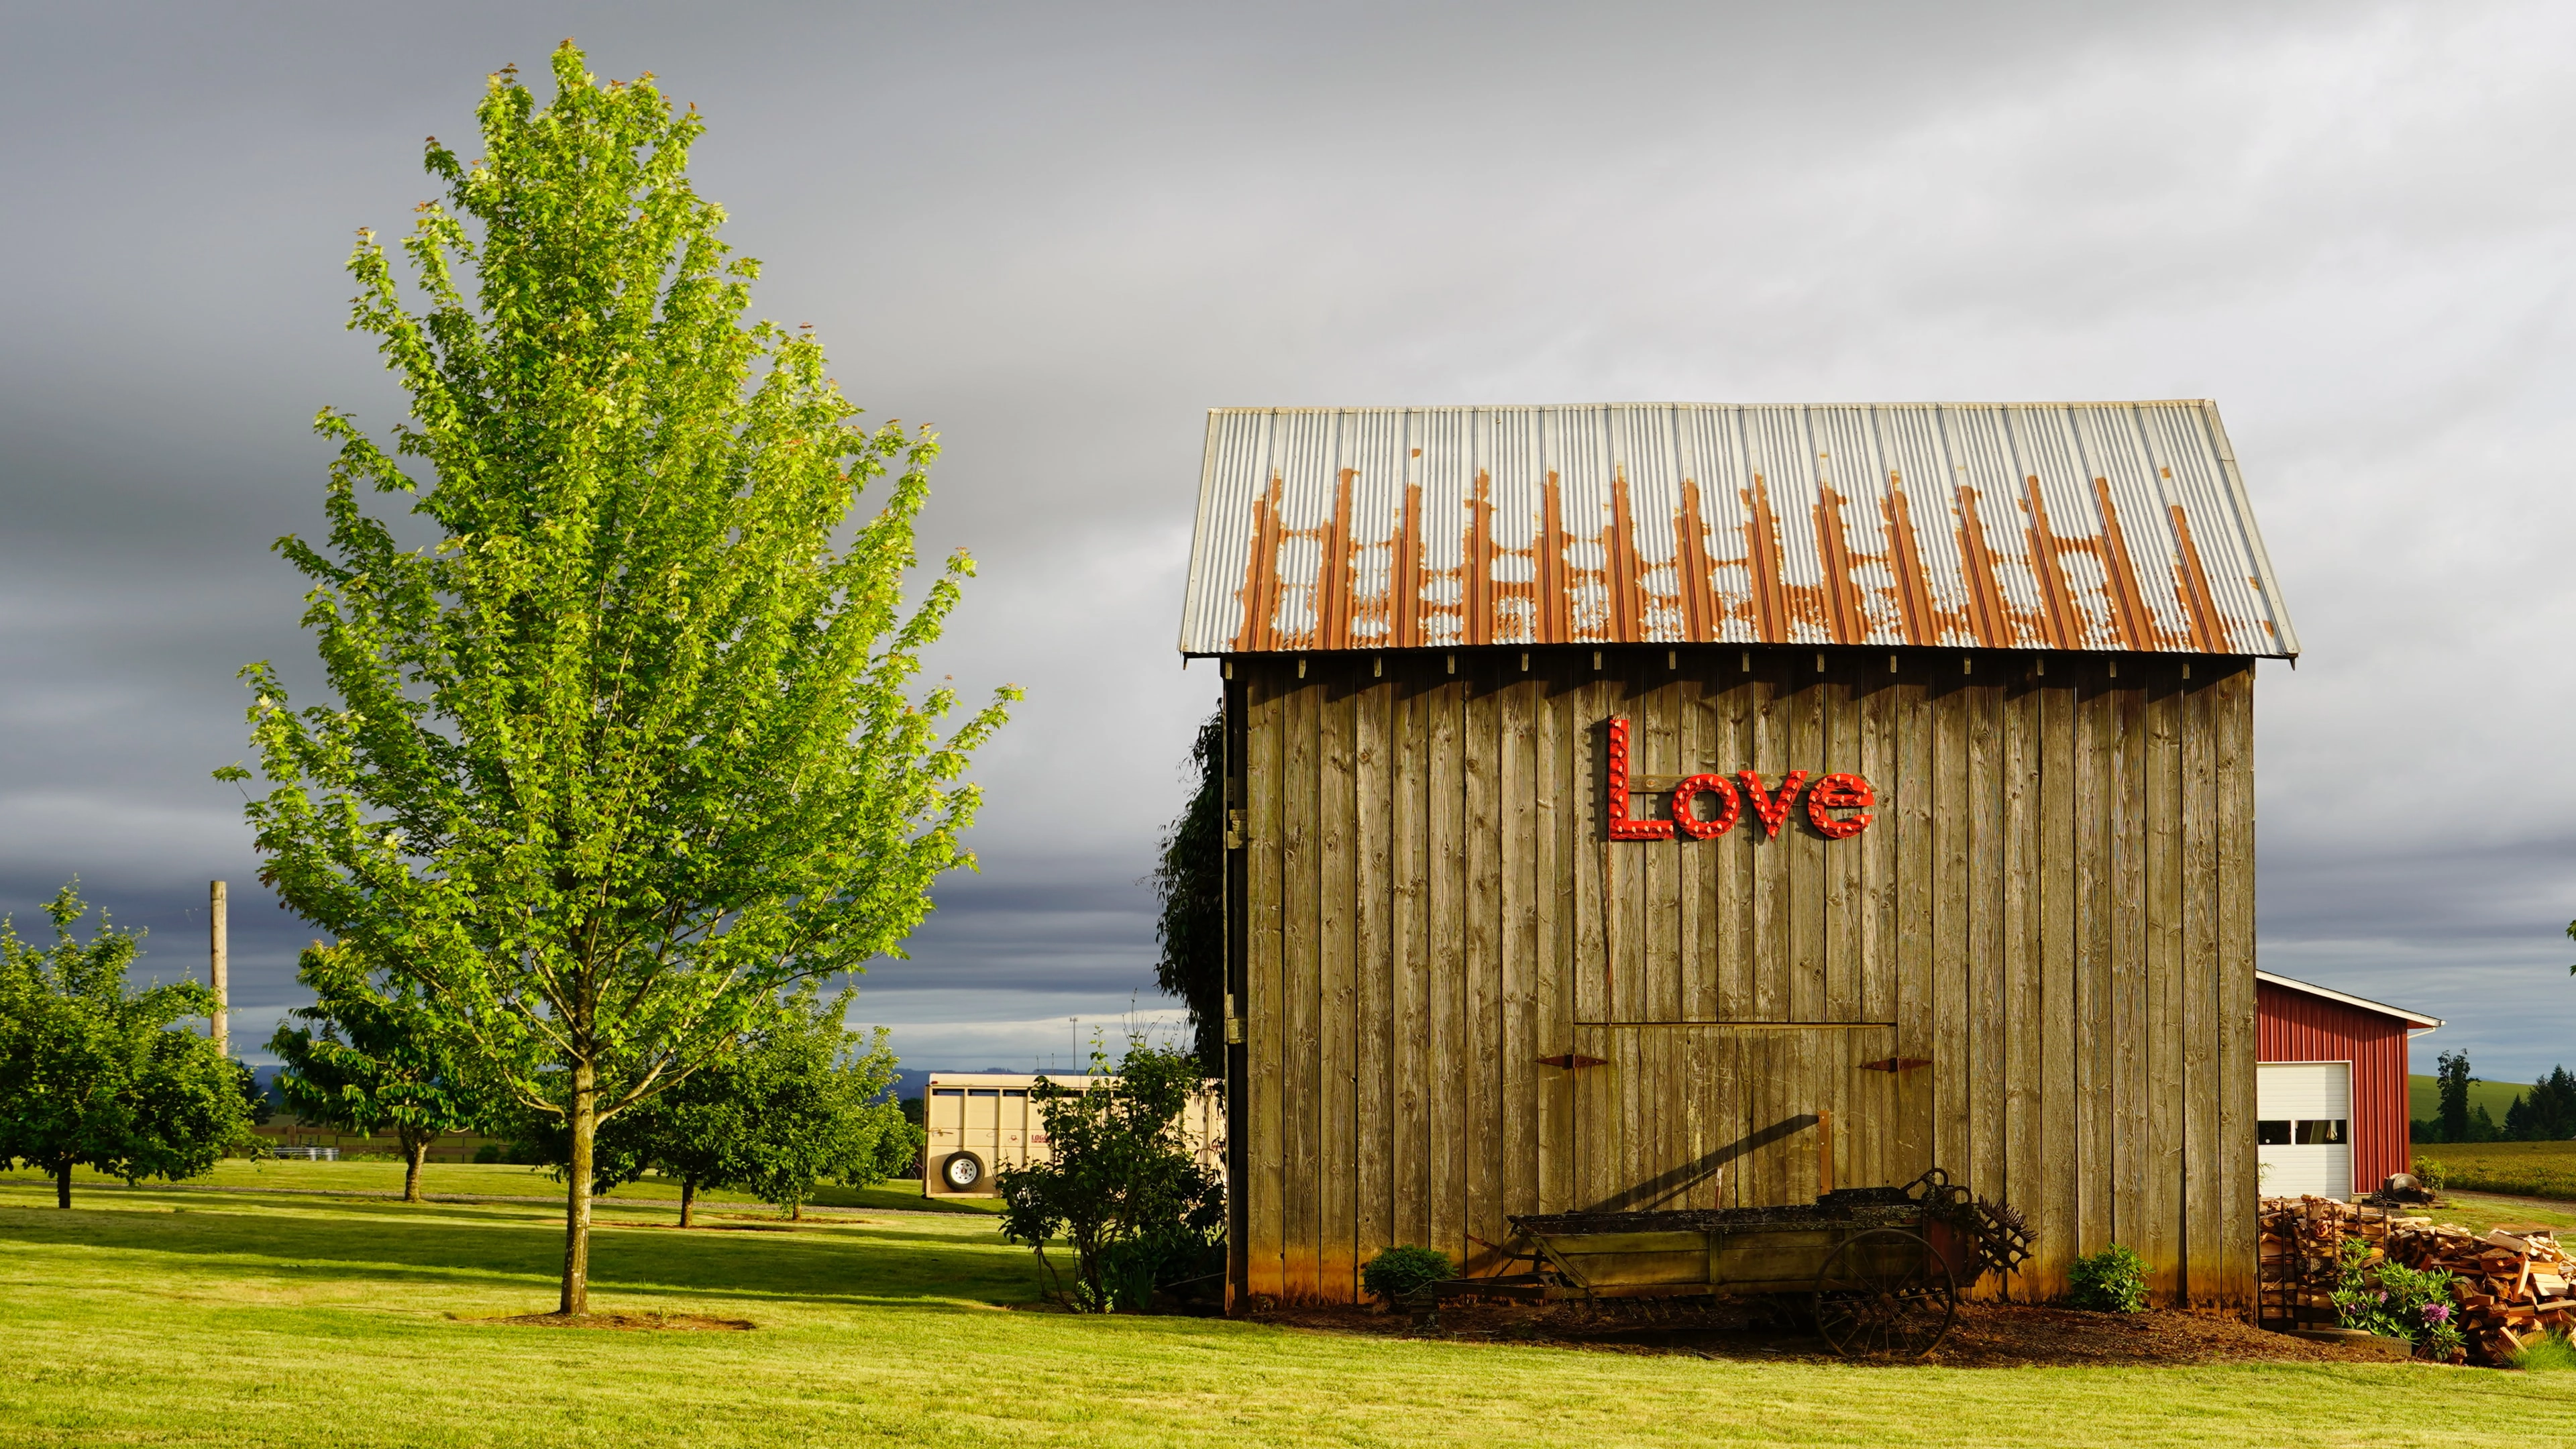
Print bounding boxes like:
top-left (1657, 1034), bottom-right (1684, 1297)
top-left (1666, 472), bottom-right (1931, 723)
top-left (2385, 1220), bottom-right (2575, 1362)
top-left (2259, 1195), bottom-right (2574, 1363)
top-left (2257, 1195), bottom-right (2374, 1322)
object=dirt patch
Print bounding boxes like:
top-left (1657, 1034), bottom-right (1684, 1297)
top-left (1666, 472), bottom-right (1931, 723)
top-left (479, 1311), bottom-right (755, 1332)
top-left (1245, 1299), bottom-right (2436, 1368)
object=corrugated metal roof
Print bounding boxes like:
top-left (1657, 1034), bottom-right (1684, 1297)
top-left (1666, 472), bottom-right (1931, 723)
top-left (1179, 401), bottom-right (2298, 657)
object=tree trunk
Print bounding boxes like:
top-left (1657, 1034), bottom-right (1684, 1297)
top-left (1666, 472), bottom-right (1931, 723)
top-left (560, 1060), bottom-right (596, 1316)
top-left (54, 1158), bottom-right (72, 1210)
top-left (680, 1177), bottom-right (696, 1229)
top-left (402, 1128), bottom-right (429, 1203)
top-left (792, 1200), bottom-right (803, 1222)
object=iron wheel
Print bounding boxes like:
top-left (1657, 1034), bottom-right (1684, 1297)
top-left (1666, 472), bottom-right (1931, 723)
top-left (1812, 1228), bottom-right (1957, 1359)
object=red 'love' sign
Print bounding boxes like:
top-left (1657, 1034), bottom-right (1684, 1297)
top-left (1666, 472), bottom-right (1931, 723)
top-left (1605, 718), bottom-right (1875, 843)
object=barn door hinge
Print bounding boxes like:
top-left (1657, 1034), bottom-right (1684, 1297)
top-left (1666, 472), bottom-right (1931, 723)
top-left (1225, 809), bottom-right (1245, 850)
top-left (1537, 1053), bottom-right (1609, 1070)
top-left (1858, 1057), bottom-right (1933, 1073)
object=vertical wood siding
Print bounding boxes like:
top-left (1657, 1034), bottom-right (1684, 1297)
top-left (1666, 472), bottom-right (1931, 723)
top-left (2254, 983), bottom-right (2414, 1196)
top-left (1232, 646), bottom-right (2258, 1306)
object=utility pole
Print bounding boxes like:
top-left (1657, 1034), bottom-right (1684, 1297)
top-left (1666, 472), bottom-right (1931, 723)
top-left (208, 880), bottom-right (229, 1059)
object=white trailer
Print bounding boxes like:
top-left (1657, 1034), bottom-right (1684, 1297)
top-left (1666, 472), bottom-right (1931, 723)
top-left (921, 1072), bottom-right (1224, 1197)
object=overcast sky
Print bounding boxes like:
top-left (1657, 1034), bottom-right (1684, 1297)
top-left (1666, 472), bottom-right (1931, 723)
top-left (3, 0), bottom-right (2572, 1083)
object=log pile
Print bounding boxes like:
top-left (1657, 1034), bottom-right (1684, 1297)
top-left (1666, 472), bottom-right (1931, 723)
top-left (2258, 1195), bottom-right (2379, 1325)
top-left (2259, 1195), bottom-right (2575, 1364)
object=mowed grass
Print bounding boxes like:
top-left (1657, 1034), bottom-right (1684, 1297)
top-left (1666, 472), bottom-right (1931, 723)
top-left (3, 1168), bottom-right (2575, 1446)
top-left (2406, 1191), bottom-right (2576, 1234)
top-left (2412, 1141), bottom-right (2576, 1203)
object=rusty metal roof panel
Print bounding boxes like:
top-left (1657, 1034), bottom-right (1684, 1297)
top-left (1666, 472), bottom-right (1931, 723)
top-left (1179, 401), bottom-right (2300, 658)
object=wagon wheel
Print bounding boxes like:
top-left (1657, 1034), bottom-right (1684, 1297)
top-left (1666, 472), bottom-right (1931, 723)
top-left (1811, 1228), bottom-right (1957, 1360)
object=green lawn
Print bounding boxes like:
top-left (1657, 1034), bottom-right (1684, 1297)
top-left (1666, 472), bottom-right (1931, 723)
top-left (4, 1166), bottom-right (2575, 1447)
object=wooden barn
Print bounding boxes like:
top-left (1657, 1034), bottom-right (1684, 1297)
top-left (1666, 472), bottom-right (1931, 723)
top-left (1178, 401), bottom-right (2300, 1309)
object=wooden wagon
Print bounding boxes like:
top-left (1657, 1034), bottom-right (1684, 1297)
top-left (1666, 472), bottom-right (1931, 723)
top-left (1415, 1169), bottom-right (2031, 1358)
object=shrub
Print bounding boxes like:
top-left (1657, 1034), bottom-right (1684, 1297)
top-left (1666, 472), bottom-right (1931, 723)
top-left (2067, 1244), bottom-right (2149, 1313)
top-left (996, 1045), bottom-right (1223, 1313)
top-left (2410, 1155), bottom-right (2451, 1192)
top-left (1361, 1245), bottom-right (1454, 1303)
top-left (2510, 1328), bottom-right (2576, 1372)
top-left (472, 1143), bottom-right (503, 1165)
top-left (2330, 1238), bottom-right (2463, 1358)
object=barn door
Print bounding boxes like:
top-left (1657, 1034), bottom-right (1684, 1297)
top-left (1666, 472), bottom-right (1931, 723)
top-left (1568, 1024), bottom-right (1898, 1214)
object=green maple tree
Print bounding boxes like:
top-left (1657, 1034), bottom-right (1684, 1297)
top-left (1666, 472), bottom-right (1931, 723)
top-left (223, 44), bottom-right (1014, 1312)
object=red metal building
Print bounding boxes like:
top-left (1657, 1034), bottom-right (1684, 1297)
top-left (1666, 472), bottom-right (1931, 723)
top-left (2255, 971), bottom-right (2442, 1199)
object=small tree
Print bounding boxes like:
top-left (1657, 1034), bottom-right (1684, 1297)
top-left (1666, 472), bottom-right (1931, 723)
top-left (225, 44), bottom-right (1014, 1313)
top-left (722, 985), bottom-right (906, 1219)
top-left (997, 1044), bottom-right (1222, 1312)
top-left (1151, 706), bottom-right (1225, 1076)
top-left (270, 943), bottom-right (488, 1202)
top-left (0, 884), bottom-right (250, 1208)
top-left (527, 983), bottom-right (907, 1226)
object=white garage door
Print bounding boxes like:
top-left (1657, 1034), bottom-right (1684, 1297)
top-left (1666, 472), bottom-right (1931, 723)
top-left (2257, 1062), bottom-right (2352, 1199)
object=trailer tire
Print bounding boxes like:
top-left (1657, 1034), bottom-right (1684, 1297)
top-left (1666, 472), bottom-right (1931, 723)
top-left (939, 1151), bottom-right (987, 1192)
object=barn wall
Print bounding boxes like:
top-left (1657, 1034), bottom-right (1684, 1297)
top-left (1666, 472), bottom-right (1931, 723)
top-left (2255, 983), bottom-right (2414, 1195)
top-left (1226, 645), bottom-right (2258, 1307)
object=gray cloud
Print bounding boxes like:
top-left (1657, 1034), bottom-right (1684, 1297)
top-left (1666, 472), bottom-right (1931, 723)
top-left (3, 0), bottom-right (2572, 1081)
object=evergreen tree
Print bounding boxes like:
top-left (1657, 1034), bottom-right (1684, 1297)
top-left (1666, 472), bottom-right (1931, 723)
top-left (0, 885), bottom-right (250, 1208)
top-left (2539, 1065), bottom-right (2576, 1138)
top-left (234, 1063), bottom-right (276, 1127)
top-left (2436, 1049), bottom-right (2474, 1146)
top-left (1151, 706), bottom-right (1224, 1075)
top-left (223, 44), bottom-right (1013, 1312)
top-left (2504, 1065), bottom-right (2576, 1141)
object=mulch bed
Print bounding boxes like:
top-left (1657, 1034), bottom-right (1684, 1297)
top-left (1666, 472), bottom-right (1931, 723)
top-left (479, 1311), bottom-right (756, 1332)
top-left (1244, 1298), bottom-right (2430, 1368)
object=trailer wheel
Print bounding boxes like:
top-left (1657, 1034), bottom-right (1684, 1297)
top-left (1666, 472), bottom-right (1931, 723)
top-left (1812, 1228), bottom-right (1957, 1359)
top-left (940, 1150), bottom-right (987, 1191)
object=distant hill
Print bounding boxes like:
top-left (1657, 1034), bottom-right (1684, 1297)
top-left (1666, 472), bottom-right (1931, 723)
top-left (2405, 1073), bottom-right (2532, 1124)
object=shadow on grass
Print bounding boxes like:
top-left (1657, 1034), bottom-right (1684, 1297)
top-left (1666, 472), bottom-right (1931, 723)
top-left (1, 1179), bottom-right (1006, 1247)
top-left (0, 1191), bottom-right (1047, 1311)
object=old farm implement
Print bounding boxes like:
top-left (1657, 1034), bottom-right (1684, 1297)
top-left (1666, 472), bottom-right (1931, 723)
top-left (1417, 1169), bottom-right (2033, 1358)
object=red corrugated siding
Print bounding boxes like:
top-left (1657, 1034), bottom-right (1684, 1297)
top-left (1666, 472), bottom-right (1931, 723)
top-left (2256, 983), bottom-right (2414, 1194)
